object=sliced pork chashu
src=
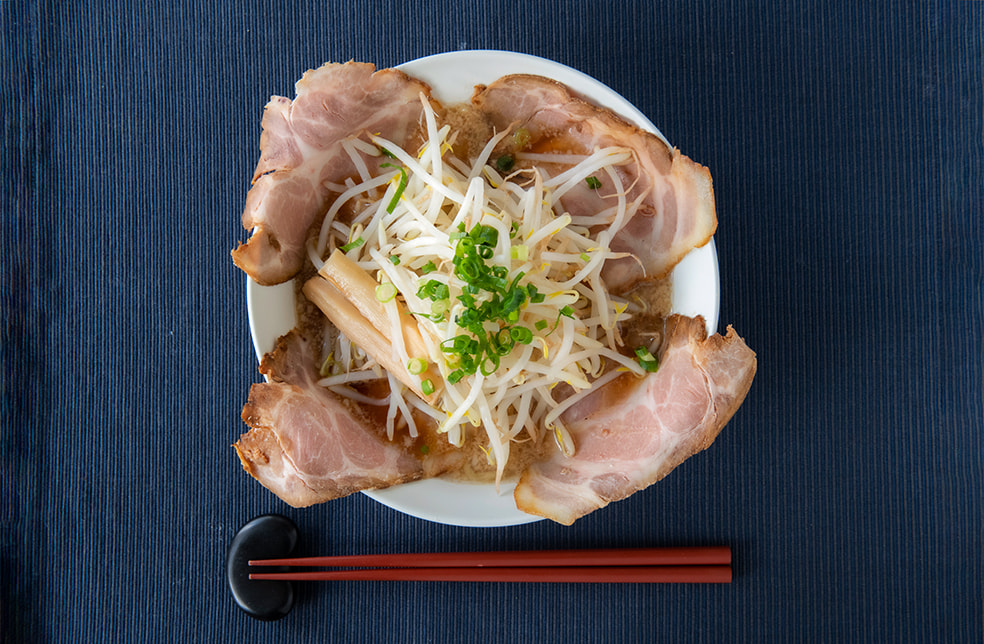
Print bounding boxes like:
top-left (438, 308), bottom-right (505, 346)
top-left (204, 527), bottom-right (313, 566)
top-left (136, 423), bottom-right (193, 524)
top-left (232, 62), bottom-right (432, 285)
top-left (514, 315), bottom-right (756, 525)
top-left (472, 75), bottom-right (717, 293)
top-left (234, 331), bottom-right (463, 507)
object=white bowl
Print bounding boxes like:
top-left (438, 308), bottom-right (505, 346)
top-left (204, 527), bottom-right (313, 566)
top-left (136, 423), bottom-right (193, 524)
top-left (245, 50), bottom-right (719, 527)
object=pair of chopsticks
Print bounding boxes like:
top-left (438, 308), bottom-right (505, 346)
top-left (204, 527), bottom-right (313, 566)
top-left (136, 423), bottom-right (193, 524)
top-left (249, 546), bottom-right (732, 584)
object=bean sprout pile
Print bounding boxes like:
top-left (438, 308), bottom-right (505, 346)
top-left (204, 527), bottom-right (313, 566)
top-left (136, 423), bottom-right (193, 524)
top-left (307, 95), bottom-right (658, 484)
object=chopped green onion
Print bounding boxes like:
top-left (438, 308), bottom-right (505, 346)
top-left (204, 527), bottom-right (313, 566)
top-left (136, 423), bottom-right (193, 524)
top-left (447, 369), bottom-right (464, 384)
top-left (580, 252), bottom-right (590, 262)
top-left (479, 356), bottom-right (499, 376)
top-left (541, 302), bottom-right (579, 337)
top-left (340, 237), bottom-right (364, 252)
top-left (456, 257), bottom-right (482, 282)
top-left (445, 335), bottom-right (472, 353)
top-left (511, 245), bottom-right (529, 261)
top-left (389, 256), bottom-right (401, 265)
top-left (417, 279), bottom-right (449, 301)
top-left (586, 176), bottom-right (602, 189)
top-left (634, 346), bottom-right (660, 372)
top-left (476, 226), bottom-right (498, 245)
top-left (420, 260), bottom-right (437, 274)
top-left (502, 284), bottom-right (525, 314)
top-left (430, 299), bottom-right (449, 317)
top-left (407, 357), bottom-right (427, 375)
top-left (439, 222), bottom-right (585, 378)
top-left (510, 326), bottom-right (533, 344)
top-left (380, 162), bottom-right (408, 213)
top-left (375, 283), bottom-right (397, 303)
top-left (495, 154), bottom-right (514, 173)
top-left (421, 379), bottom-right (435, 395)
top-left (494, 328), bottom-right (515, 355)
top-left (378, 146), bottom-right (396, 158)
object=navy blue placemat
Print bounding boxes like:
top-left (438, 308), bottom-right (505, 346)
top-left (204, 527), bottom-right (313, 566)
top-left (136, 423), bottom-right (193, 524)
top-left (2, 2), bottom-right (981, 641)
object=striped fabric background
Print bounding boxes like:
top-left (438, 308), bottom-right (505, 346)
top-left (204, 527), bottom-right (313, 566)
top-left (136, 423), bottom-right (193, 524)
top-left (2, 1), bottom-right (981, 641)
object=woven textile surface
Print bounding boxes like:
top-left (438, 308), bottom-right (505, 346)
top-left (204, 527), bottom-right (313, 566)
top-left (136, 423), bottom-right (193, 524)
top-left (2, 2), bottom-right (981, 641)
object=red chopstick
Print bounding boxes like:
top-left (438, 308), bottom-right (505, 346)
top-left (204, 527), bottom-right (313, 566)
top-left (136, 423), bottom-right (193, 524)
top-left (248, 547), bottom-right (731, 584)
top-left (250, 546), bottom-right (730, 568)
top-left (249, 565), bottom-right (731, 584)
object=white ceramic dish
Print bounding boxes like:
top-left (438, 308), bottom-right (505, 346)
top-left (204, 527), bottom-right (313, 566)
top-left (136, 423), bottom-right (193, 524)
top-left (245, 50), bottom-right (719, 527)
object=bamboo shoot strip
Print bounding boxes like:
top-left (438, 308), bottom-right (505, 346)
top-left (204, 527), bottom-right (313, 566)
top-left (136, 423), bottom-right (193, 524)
top-left (319, 250), bottom-right (431, 361)
top-left (302, 276), bottom-right (440, 404)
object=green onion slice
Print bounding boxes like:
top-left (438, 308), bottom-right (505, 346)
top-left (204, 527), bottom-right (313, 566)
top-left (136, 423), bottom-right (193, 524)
top-left (634, 346), bottom-right (660, 372)
top-left (375, 283), bottom-right (397, 303)
top-left (407, 357), bottom-right (427, 375)
top-left (380, 162), bottom-right (408, 213)
top-left (510, 326), bottom-right (533, 344)
top-left (430, 299), bottom-right (449, 318)
top-left (339, 237), bottom-right (364, 252)
top-left (495, 154), bottom-right (514, 173)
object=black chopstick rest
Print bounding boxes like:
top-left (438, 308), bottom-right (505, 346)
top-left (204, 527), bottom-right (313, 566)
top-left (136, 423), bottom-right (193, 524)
top-left (227, 514), bottom-right (298, 620)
